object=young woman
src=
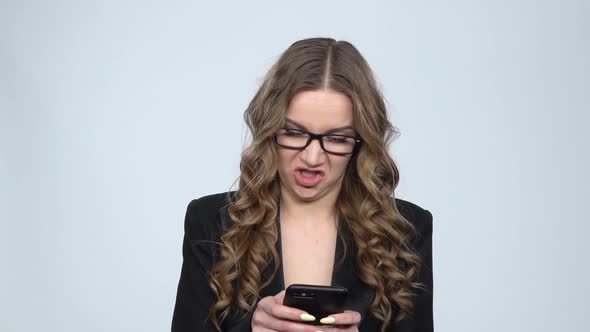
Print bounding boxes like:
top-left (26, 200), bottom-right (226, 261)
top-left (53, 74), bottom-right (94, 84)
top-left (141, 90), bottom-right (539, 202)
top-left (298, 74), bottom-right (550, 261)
top-left (172, 37), bottom-right (433, 332)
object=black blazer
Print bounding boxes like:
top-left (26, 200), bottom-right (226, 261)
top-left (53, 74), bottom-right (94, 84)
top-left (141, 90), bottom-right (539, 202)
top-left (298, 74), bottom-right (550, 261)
top-left (172, 191), bottom-right (433, 331)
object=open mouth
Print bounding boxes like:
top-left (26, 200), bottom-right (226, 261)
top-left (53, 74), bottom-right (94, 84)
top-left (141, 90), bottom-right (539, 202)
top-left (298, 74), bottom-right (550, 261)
top-left (294, 168), bottom-right (325, 186)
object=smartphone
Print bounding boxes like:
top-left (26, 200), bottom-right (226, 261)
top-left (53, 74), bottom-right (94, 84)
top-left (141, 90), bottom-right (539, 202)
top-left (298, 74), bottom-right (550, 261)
top-left (283, 284), bottom-right (349, 325)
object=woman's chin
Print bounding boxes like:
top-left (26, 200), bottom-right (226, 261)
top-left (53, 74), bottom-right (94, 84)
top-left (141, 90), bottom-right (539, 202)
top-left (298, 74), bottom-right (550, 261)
top-left (293, 186), bottom-right (324, 201)
top-left (279, 178), bottom-right (330, 202)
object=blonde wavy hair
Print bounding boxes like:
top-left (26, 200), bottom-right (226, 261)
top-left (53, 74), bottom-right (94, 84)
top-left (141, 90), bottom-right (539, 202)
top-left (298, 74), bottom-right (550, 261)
top-left (209, 37), bottom-right (425, 332)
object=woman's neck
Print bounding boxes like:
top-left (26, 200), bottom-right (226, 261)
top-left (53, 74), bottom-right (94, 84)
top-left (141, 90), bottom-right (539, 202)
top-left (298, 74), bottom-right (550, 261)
top-left (278, 187), bottom-right (340, 228)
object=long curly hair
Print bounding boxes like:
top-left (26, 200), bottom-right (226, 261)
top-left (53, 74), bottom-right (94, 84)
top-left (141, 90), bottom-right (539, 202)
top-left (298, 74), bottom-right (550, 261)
top-left (208, 37), bottom-right (425, 332)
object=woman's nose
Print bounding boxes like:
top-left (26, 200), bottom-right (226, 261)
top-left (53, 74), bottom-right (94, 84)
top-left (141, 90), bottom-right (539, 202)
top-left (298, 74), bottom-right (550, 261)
top-left (300, 138), bottom-right (326, 164)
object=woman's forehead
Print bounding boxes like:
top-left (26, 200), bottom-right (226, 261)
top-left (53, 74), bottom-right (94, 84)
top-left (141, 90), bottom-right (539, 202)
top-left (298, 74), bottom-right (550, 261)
top-left (286, 89), bottom-right (353, 131)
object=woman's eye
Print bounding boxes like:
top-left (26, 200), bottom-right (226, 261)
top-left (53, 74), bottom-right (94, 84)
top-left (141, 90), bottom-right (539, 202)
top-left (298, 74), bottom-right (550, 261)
top-left (326, 136), bottom-right (350, 144)
top-left (285, 130), bottom-right (305, 136)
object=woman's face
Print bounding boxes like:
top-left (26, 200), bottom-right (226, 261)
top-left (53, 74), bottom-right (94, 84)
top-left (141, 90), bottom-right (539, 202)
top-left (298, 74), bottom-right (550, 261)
top-left (276, 89), bottom-right (355, 203)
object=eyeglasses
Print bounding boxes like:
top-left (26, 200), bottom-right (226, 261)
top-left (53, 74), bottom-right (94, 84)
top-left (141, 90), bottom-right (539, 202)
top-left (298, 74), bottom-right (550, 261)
top-left (273, 128), bottom-right (362, 155)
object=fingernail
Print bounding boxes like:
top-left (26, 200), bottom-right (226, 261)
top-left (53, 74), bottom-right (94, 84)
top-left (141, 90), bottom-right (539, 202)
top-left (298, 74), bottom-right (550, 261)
top-left (320, 316), bottom-right (336, 324)
top-left (300, 313), bottom-right (316, 321)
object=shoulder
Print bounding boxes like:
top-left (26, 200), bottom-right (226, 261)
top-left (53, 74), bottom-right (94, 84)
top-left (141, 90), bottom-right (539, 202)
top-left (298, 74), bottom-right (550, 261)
top-left (391, 198), bottom-right (434, 329)
top-left (183, 190), bottom-right (237, 242)
top-left (394, 197), bottom-right (433, 243)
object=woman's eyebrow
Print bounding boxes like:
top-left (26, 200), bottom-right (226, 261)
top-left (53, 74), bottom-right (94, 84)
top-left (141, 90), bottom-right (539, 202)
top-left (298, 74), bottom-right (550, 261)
top-left (285, 118), bottom-right (354, 134)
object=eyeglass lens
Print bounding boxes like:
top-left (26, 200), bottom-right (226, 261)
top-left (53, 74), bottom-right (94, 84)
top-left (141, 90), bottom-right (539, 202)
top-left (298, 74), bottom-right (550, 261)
top-left (275, 129), bottom-right (356, 154)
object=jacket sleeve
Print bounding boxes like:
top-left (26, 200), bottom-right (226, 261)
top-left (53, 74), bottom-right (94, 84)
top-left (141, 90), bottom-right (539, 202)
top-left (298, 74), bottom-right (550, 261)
top-left (392, 208), bottom-right (434, 332)
top-left (171, 199), bottom-right (220, 331)
top-left (171, 198), bottom-right (255, 332)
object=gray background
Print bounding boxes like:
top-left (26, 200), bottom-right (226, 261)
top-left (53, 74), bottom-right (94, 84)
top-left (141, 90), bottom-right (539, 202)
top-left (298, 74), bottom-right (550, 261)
top-left (1, 0), bottom-right (588, 331)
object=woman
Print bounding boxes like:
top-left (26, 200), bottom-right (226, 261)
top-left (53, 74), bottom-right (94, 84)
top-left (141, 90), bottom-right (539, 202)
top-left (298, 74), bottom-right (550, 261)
top-left (172, 37), bottom-right (433, 332)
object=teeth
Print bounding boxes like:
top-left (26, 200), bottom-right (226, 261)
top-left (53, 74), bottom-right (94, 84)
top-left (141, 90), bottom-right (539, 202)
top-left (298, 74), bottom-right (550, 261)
top-left (301, 170), bottom-right (316, 177)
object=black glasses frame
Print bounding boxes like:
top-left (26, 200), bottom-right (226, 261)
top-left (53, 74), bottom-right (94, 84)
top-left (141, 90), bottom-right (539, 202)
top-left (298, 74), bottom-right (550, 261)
top-left (273, 128), bottom-right (362, 156)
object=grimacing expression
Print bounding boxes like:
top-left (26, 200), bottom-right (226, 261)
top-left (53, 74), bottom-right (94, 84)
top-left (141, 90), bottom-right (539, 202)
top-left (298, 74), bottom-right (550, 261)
top-left (275, 89), bottom-right (356, 202)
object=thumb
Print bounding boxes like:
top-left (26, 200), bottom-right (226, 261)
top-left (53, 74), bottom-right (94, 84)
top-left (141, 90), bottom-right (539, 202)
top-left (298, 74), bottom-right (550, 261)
top-left (274, 290), bottom-right (286, 304)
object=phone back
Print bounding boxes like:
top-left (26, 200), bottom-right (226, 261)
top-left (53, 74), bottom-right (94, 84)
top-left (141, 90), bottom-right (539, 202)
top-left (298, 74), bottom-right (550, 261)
top-left (283, 284), bottom-right (348, 324)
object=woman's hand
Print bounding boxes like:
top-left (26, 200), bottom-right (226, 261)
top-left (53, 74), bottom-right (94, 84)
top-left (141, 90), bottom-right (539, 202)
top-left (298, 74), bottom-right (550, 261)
top-left (252, 290), bottom-right (321, 331)
top-left (313, 310), bottom-right (362, 331)
top-left (251, 290), bottom-right (361, 332)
